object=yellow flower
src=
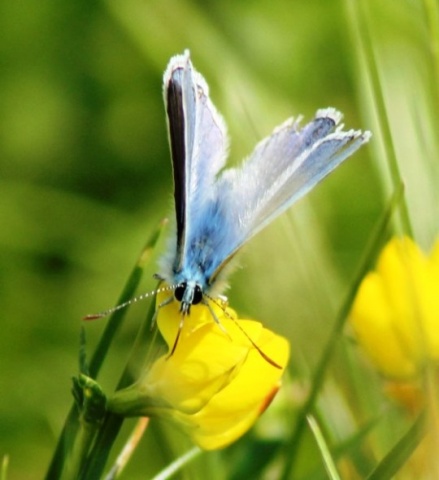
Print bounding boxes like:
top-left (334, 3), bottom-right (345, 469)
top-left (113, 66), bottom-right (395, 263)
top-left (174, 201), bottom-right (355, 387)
top-left (350, 236), bottom-right (439, 380)
top-left (108, 290), bottom-right (290, 450)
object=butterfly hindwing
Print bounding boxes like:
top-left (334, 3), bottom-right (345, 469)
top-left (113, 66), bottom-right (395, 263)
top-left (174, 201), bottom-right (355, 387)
top-left (209, 109), bottom-right (371, 283)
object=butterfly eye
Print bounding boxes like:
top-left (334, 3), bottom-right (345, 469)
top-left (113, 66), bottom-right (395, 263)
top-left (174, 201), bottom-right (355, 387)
top-left (174, 284), bottom-right (186, 302)
top-left (174, 283), bottom-right (203, 305)
top-left (192, 285), bottom-right (203, 305)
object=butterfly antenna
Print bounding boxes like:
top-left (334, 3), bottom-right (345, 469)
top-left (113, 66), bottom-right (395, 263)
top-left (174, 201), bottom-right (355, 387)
top-left (83, 284), bottom-right (178, 320)
top-left (205, 295), bottom-right (282, 370)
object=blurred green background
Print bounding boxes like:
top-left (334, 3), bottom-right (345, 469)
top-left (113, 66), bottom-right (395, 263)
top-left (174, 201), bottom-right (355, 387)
top-left (1, 0), bottom-right (437, 478)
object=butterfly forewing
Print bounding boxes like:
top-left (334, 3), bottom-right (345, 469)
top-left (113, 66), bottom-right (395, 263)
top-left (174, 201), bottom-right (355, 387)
top-left (164, 51), bottom-right (229, 275)
top-left (164, 60), bottom-right (190, 271)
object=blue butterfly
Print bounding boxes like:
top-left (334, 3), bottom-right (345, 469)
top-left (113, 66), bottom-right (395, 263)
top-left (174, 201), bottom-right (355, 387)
top-left (157, 50), bottom-right (371, 315)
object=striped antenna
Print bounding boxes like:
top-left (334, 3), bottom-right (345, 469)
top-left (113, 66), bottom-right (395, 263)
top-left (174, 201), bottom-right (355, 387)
top-left (83, 284), bottom-right (178, 320)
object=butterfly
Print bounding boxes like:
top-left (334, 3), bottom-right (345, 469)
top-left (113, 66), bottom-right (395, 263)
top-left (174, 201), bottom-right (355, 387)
top-left (156, 50), bottom-right (371, 315)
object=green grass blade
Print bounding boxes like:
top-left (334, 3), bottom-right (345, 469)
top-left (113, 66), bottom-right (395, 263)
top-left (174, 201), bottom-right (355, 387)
top-left (307, 415), bottom-right (341, 480)
top-left (422, 0), bottom-right (439, 114)
top-left (344, 0), bottom-right (412, 237)
top-left (79, 299), bottom-right (158, 479)
top-left (80, 219), bottom-right (169, 479)
top-left (151, 447), bottom-right (202, 480)
top-left (331, 416), bottom-right (379, 478)
top-left (45, 220), bottom-right (167, 480)
top-left (88, 218), bottom-right (168, 378)
top-left (103, 418), bottom-right (150, 480)
top-left (366, 412), bottom-right (425, 480)
top-left (1, 456), bottom-right (9, 480)
top-left (279, 184), bottom-right (404, 480)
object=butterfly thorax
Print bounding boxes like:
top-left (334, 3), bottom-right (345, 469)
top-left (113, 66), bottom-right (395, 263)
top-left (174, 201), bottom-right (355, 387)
top-left (171, 223), bottom-right (226, 313)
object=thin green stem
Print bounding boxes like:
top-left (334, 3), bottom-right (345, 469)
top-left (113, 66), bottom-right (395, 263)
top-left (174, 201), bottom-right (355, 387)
top-left (1, 455), bottom-right (9, 480)
top-left (366, 412), bottom-right (425, 480)
top-left (279, 184), bottom-right (404, 479)
top-left (346, 0), bottom-right (413, 237)
top-left (151, 447), bottom-right (202, 480)
top-left (65, 421), bottom-right (98, 480)
top-left (104, 417), bottom-right (150, 480)
top-left (79, 293), bottom-right (159, 478)
top-left (88, 220), bottom-right (167, 378)
top-left (422, 0), bottom-right (439, 113)
top-left (45, 220), bottom-right (167, 480)
top-left (307, 415), bottom-right (341, 480)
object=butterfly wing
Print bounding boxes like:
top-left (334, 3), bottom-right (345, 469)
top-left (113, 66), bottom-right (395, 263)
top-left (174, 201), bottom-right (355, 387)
top-left (163, 51), bottom-right (229, 274)
top-left (163, 52), bottom-right (371, 293)
top-left (208, 109), bottom-right (371, 283)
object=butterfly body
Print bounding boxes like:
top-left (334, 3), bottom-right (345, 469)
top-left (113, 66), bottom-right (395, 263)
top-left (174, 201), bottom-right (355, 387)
top-left (160, 189), bottom-right (236, 313)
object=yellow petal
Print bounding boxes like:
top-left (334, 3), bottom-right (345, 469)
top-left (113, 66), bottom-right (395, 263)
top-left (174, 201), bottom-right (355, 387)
top-left (143, 290), bottom-right (284, 414)
top-left (429, 237), bottom-right (439, 270)
top-left (140, 320), bottom-right (257, 413)
top-left (350, 236), bottom-right (439, 379)
top-left (169, 327), bottom-right (290, 450)
top-left (350, 271), bottom-right (418, 378)
top-left (418, 241), bottom-right (439, 356)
